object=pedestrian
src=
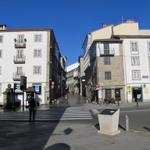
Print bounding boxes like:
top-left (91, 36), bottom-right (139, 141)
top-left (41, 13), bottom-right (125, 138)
top-left (28, 93), bottom-right (36, 123)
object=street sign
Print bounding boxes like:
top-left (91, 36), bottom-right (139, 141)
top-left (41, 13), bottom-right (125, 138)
top-left (96, 84), bottom-right (100, 90)
top-left (33, 84), bottom-right (41, 94)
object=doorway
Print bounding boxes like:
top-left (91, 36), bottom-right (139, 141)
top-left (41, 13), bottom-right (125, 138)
top-left (105, 89), bottom-right (111, 100)
top-left (115, 89), bottom-right (121, 101)
top-left (132, 87), bottom-right (143, 102)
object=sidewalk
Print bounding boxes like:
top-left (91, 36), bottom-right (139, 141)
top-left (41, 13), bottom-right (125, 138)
top-left (43, 120), bottom-right (150, 150)
top-left (42, 95), bottom-right (150, 150)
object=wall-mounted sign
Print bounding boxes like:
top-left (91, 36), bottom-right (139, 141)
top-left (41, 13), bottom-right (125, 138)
top-left (33, 84), bottom-right (41, 94)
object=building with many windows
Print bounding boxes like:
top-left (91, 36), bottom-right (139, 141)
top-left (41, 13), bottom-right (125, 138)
top-left (0, 25), bottom-right (66, 106)
top-left (82, 20), bottom-right (150, 103)
top-left (66, 62), bottom-right (80, 94)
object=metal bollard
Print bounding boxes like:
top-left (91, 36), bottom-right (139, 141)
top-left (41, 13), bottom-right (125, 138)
top-left (125, 114), bottom-right (129, 131)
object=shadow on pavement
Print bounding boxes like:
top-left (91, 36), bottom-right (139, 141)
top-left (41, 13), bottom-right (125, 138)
top-left (143, 126), bottom-right (150, 131)
top-left (0, 107), bottom-right (67, 150)
top-left (64, 128), bottom-right (73, 135)
top-left (45, 143), bottom-right (70, 150)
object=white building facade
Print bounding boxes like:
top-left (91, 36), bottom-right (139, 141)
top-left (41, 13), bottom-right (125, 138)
top-left (66, 62), bottom-right (79, 94)
top-left (122, 38), bottom-right (150, 102)
top-left (0, 26), bottom-right (66, 105)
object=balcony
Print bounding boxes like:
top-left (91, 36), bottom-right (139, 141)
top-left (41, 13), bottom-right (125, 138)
top-left (13, 72), bottom-right (25, 81)
top-left (14, 39), bottom-right (26, 48)
top-left (14, 56), bottom-right (26, 64)
top-left (100, 48), bottom-right (115, 56)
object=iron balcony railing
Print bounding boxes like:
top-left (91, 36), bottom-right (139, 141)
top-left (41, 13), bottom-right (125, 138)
top-left (14, 56), bottom-right (26, 64)
top-left (13, 72), bottom-right (25, 81)
top-left (14, 39), bottom-right (26, 48)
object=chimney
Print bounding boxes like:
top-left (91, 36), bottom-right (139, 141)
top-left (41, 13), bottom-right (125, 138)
top-left (0, 24), bottom-right (7, 30)
top-left (102, 23), bottom-right (107, 28)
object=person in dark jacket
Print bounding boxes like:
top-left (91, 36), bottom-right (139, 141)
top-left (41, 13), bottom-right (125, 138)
top-left (28, 93), bottom-right (36, 123)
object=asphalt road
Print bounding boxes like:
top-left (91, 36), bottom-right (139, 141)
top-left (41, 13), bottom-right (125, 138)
top-left (120, 108), bottom-right (150, 132)
top-left (0, 121), bottom-right (59, 150)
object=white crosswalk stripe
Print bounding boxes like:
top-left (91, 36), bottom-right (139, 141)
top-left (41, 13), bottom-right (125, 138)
top-left (0, 107), bottom-right (93, 121)
top-left (60, 107), bottom-right (93, 120)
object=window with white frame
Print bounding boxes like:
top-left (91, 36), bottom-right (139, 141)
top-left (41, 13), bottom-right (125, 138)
top-left (132, 70), bottom-right (141, 80)
top-left (0, 35), bottom-right (3, 43)
top-left (131, 56), bottom-right (140, 66)
top-left (147, 42), bottom-right (150, 53)
top-left (17, 50), bottom-right (24, 58)
top-left (16, 67), bottom-right (23, 75)
top-left (33, 66), bottom-right (42, 74)
top-left (104, 57), bottom-right (110, 65)
top-left (34, 34), bottom-right (42, 42)
top-left (34, 49), bottom-right (42, 57)
top-left (105, 71), bottom-right (111, 80)
top-left (17, 34), bottom-right (24, 43)
top-left (0, 50), bottom-right (2, 58)
top-left (130, 41), bottom-right (138, 52)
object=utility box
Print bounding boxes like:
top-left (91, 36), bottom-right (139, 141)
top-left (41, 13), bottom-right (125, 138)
top-left (98, 109), bottom-right (120, 135)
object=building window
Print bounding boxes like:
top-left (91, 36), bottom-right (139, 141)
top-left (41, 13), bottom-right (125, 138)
top-left (34, 34), bottom-right (42, 42)
top-left (104, 43), bottom-right (109, 50)
top-left (17, 50), bottom-right (24, 58)
top-left (0, 50), bottom-right (2, 58)
top-left (17, 34), bottom-right (24, 43)
top-left (132, 70), bottom-right (141, 80)
top-left (130, 41), bottom-right (138, 52)
top-left (33, 66), bottom-right (42, 74)
top-left (104, 43), bottom-right (110, 55)
top-left (147, 42), bottom-right (150, 53)
top-left (104, 57), bottom-right (110, 65)
top-left (34, 49), bottom-right (42, 57)
top-left (131, 56), bottom-right (140, 66)
top-left (0, 35), bottom-right (3, 43)
top-left (17, 67), bottom-right (23, 75)
top-left (105, 72), bottom-right (111, 80)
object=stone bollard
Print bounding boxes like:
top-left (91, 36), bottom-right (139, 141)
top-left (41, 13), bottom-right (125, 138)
top-left (125, 114), bottom-right (129, 131)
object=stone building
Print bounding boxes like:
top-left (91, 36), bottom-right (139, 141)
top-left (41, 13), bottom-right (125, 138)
top-left (82, 20), bottom-right (150, 103)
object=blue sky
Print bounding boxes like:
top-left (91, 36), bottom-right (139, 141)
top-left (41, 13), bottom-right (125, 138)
top-left (0, 0), bottom-right (150, 65)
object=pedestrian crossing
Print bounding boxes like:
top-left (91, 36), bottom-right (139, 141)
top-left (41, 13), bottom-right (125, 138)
top-left (60, 107), bottom-right (93, 121)
top-left (0, 107), bottom-right (93, 121)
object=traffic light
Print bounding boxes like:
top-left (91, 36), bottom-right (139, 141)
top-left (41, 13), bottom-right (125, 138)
top-left (20, 76), bottom-right (27, 91)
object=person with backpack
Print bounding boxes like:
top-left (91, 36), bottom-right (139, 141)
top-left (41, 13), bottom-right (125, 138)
top-left (28, 92), bottom-right (36, 123)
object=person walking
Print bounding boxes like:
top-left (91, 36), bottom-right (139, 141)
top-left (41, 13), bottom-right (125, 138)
top-left (28, 93), bottom-right (36, 123)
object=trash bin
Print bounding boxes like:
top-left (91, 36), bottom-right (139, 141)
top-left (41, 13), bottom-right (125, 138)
top-left (98, 109), bottom-right (120, 135)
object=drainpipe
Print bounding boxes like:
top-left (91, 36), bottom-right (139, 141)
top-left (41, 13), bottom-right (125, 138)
top-left (96, 43), bottom-right (102, 104)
